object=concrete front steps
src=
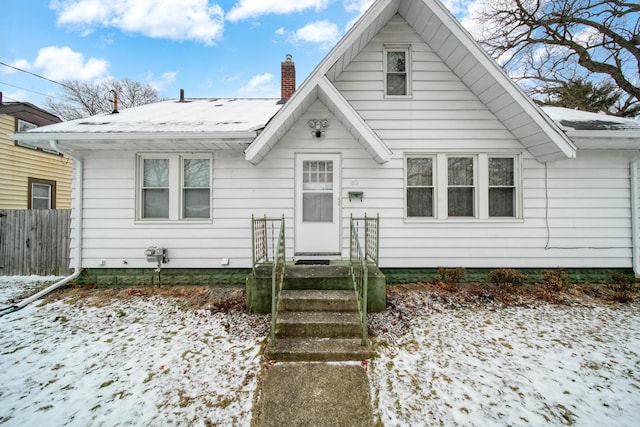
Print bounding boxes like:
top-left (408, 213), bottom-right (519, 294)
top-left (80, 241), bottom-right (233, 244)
top-left (266, 289), bottom-right (372, 362)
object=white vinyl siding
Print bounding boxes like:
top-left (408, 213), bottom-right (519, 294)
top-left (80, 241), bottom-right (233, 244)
top-left (67, 13), bottom-right (637, 271)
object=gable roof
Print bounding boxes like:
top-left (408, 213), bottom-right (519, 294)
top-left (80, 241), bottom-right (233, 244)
top-left (12, 98), bottom-right (282, 155)
top-left (0, 102), bottom-right (61, 126)
top-left (245, 0), bottom-right (577, 164)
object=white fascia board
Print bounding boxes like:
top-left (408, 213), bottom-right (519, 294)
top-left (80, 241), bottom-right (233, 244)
top-left (566, 130), bottom-right (640, 140)
top-left (566, 130), bottom-right (640, 150)
top-left (10, 131), bottom-right (258, 143)
top-left (315, 0), bottom-right (400, 77)
top-left (318, 77), bottom-right (391, 163)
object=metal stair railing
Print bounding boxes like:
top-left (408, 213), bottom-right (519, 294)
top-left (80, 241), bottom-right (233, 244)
top-left (251, 215), bottom-right (286, 348)
top-left (350, 214), bottom-right (379, 346)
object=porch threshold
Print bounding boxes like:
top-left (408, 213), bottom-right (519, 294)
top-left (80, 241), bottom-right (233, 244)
top-left (293, 252), bottom-right (342, 264)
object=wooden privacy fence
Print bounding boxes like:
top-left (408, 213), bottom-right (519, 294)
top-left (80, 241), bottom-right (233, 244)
top-left (0, 209), bottom-right (72, 276)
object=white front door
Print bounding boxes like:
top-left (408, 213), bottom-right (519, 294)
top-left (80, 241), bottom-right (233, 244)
top-left (295, 153), bottom-right (341, 255)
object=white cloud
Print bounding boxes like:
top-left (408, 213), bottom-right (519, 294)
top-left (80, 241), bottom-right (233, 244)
top-left (294, 20), bottom-right (340, 48)
top-left (343, 0), bottom-right (374, 30)
top-left (343, 0), bottom-right (375, 14)
top-left (226, 0), bottom-right (329, 22)
top-left (0, 59), bottom-right (31, 75)
top-left (238, 72), bottom-right (276, 95)
top-left (50, 0), bottom-right (224, 45)
top-left (32, 46), bottom-right (110, 81)
top-left (148, 71), bottom-right (179, 91)
top-left (275, 27), bottom-right (286, 36)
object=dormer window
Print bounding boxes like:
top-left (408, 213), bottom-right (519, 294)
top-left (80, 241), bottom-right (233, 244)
top-left (384, 45), bottom-right (411, 97)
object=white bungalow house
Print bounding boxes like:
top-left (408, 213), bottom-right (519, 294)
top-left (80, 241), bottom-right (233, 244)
top-left (13, 0), bottom-right (640, 282)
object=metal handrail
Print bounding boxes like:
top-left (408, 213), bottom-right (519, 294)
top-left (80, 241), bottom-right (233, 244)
top-left (351, 213), bottom-right (379, 264)
top-left (350, 216), bottom-right (369, 346)
top-left (270, 216), bottom-right (286, 348)
top-left (252, 215), bottom-right (284, 273)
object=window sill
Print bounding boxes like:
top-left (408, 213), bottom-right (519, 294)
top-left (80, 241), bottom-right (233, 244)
top-left (135, 219), bottom-right (213, 225)
top-left (384, 94), bottom-right (413, 99)
top-left (404, 217), bottom-right (524, 224)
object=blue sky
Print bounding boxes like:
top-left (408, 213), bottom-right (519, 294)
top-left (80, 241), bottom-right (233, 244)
top-left (1, 1), bottom-right (474, 109)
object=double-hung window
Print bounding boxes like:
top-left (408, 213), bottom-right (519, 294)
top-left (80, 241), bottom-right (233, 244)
top-left (384, 45), bottom-right (411, 97)
top-left (448, 157), bottom-right (475, 217)
top-left (138, 154), bottom-right (211, 221)
top-left (28, 178), bottom-right (56, 209)
top-left (142, 158), bottom-right (170, 219)
top-left (406, 154), bottom-right (520, 220)
top-left (406, 157), bottom-right (434, 217)
top-left (488, 157), bottom-right (516, 217)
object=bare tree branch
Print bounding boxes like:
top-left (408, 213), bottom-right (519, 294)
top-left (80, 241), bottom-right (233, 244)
top-left (471, 0), bottom-right (640, 116)
top-left (45, 78), bottom-right (164, 121)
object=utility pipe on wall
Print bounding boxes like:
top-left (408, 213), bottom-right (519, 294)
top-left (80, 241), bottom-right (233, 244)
top-left (51, 140), bottom-right (84, 272)
top-left (631, 159), bottom-right (639, 276)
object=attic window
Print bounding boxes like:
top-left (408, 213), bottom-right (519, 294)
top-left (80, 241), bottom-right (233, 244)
top-left (384, 45), bottom-right (411, 97)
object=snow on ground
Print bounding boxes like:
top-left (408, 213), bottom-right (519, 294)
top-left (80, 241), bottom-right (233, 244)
top-left (1, 277), bottom-right (640, 426)
top-left (369, 292), bottom-right (640, 426)
top-left (0, 277), bottom-right (266, 426)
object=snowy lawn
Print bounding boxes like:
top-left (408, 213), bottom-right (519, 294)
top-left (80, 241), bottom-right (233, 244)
top-left (0, 277), bottom-right (267, 426)
top-left (369, 284), bottom-right (640, 426)
top-left (1, 277), bottom-right (639, 426)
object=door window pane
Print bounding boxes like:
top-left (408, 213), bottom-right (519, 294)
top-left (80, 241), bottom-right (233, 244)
top-left (302, 160), bottom-right (333, 222)
top-left (303, 193), bottom-right (333, 222)
top-left (303, 161), bottom-right (333, 190)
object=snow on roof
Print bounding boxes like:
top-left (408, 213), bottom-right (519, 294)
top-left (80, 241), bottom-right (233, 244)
top-left (542, 106), bottom-right (640, 132)
top-left (28, 98), bottom-right (283, 134)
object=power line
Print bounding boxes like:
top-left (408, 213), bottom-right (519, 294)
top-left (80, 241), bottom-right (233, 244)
top-left (0, 61), bottom-right (71, 90)
top-left (0, 80), bottom-right (63, 101)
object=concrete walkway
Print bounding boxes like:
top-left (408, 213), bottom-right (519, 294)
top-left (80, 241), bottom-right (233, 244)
top-left (252, 362), bottom-right (373, 427)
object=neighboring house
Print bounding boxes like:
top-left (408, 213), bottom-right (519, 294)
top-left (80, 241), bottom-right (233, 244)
top-left (12, 0), bottom-right (640, 277)
top-left (0, 98), bottom-right (72, 209)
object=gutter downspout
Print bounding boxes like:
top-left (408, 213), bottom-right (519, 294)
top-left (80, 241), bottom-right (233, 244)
top-left (0, 140), bottom-right (84, 317)
top-left (631, 159), bottom-right (639, 276)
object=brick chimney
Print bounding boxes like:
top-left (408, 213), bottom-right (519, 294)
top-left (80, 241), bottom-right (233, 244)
top-left (280, 54), bottom-right (296, 103)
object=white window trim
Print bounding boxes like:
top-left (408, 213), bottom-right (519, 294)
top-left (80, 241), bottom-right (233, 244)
top-left (384, 44), bottom-right (412, 98)
top-left (446, 155), bottom-right (478, 218)
top-left (486, 154), bottom-right (520, 219)
top-left (136, 153), bottom-right (213, 223)
top-left (405, 155), bottom-right (436, 219)
top-left (405, 152), bottom-right (522, 222)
